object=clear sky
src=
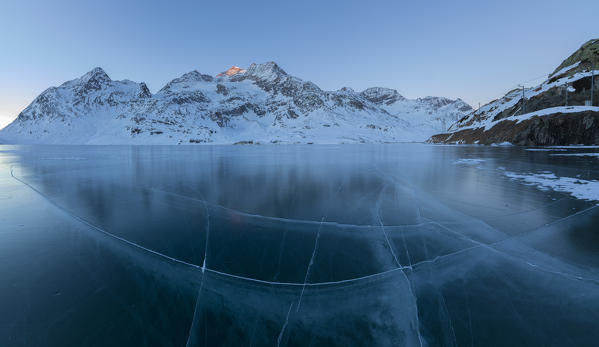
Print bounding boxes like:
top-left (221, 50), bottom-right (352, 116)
top-left (1, 0), bottom-right (598, 129)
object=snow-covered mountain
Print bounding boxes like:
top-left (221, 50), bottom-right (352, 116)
top-left (0, 62), bottom-right (471, 144)
top-left (360, 87), bottom-right (471, 135)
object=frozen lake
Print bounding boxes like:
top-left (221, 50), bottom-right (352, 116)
top-left (1, 144), bottom-right (598, 346)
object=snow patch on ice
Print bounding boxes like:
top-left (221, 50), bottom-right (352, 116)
top-left (504, 171), bottom-right (599, 203)
top-left (525, 148), bottom-right (568, 152)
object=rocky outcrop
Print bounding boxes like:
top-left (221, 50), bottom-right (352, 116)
top-left (360, 87), bottom-right (405, 105)
top-left (430, 110), bottom-right (599, 145)
top-left (216, 66), bottom-right (246, 77)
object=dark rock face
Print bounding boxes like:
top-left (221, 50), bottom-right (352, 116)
top-left (215, 84), bottom-right (228, 96)
top-left (78, 67), bottom-right (112, 92)
top-left (360, 87), bottom-right (404, 105)
top-left (429, 111), bottom-right (599, 145)
top-left (138, 83), bottom-right (152, 98)
top-left (168, 91), bottom-right (209, 105)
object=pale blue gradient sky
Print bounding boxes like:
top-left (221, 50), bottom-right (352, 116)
top-left (1, 0), bottom-right (598, 129)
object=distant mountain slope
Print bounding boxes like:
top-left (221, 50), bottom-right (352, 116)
top-left (0, 62), bottom-right (471, 144)
top-left (429, 39), bottom-right (599, 145)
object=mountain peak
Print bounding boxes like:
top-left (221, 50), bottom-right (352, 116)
top-left (158, 70), bottom-right (214, 93)
top-left (62, 67), bottom-right (112, 92)
top-left (176, 70), bottom-right (214, 83)
top-left (245, 62), bottom-right (288, 81)
top-left (216, 66), bottom-right (246, 77)
top-left (81, 67), bottom-right (111, 83)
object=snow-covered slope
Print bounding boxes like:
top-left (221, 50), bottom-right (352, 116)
top-left (361, 87), bottom-right (471, 134)
top-left (0, 62), bottom-right (471, 144)
top-left (444, 39), bottom-right (599, 134)
top-left (428, 39), bottom-right (599, 146)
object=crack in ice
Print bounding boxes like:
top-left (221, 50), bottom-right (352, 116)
top-left (425, 218), bottom-right (599, 285)
top-left (296, 184), bottom-right (342, 312)
top-left (10, 167), bottom-right (203, 270)
top-left (373, 183), bottom-right (402, 268)
top-left (371, 177), bottom-right (423, 347)
top-left (377, 213), bottom-right (402, 268)
top-left (148, 186), bottom-right (433, 229)
top-left (277, 302), bottom-right (294, 347)
top-left (185, 271), bottom-right (205, 347)
top-left (296, 216), bottom-right (324, 312)
top-left (11, 166), bottom-right (598, 295)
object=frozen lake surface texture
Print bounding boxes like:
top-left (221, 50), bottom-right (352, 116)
top-left (1, 144), bottom-right (599, 346)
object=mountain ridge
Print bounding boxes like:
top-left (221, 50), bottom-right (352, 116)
top-left (0, 62), bottom-right (472, 144)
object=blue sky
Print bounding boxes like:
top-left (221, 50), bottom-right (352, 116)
top-left (1, 0), bottom-right (598, 128)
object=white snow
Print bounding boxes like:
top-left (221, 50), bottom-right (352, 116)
top-left (480, 106), bottom-right (599, 131)
top-left (548, 62), bottom-right (580, 79)
top-left (504, 171), bottom-right (599, 203)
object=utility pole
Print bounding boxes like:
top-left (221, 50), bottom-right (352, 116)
top-left (592, 64), bottom-right (595, 106)
top-left (565, 83), bottom-right (569, 106)
top-left (519, 85), bottom-right (525, 114)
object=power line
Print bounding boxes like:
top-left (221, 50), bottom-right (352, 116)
top-left (476, 72), bottom-right (553, 110)
top-left (518, 85), bottom-right (526, 115)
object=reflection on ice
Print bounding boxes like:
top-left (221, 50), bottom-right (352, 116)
top-left (1, 144), bottom-right (599, 346)
top-left (453, 158), bottom-right (486, 165)
top-left (551, 153), bottom-right (599, 157)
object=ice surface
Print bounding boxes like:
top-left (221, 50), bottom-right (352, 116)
top-left (454, 158), bottom-right (486, 165)
top-left (1, 144), bottom-right (598, 346)
top-left (525, 148), bottom-right (568, 151)
top-left (551, 153), bottom-right (599, 157)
